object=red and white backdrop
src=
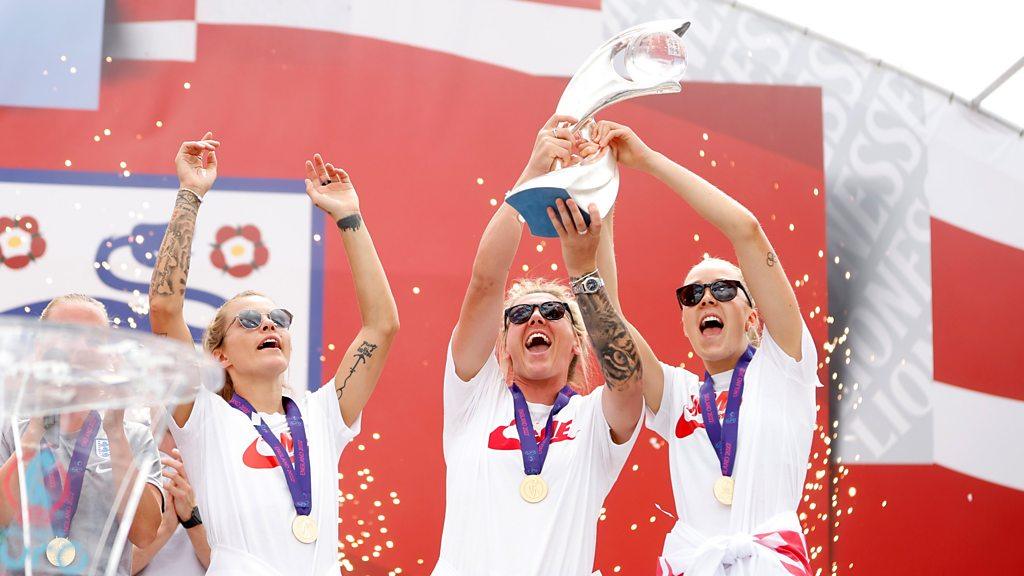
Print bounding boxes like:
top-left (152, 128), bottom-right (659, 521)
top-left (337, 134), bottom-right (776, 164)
top-left (0, 0), bottom-right (1017, 574)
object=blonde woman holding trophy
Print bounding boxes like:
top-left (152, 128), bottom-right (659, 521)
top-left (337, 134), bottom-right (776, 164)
top-left (433, 114), bottom-right (643, 576)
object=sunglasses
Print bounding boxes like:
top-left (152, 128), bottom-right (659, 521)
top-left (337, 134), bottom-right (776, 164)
top-left (675, 279), bottom-right (753, 308)
top-left (504, 301), bottom-right (572, 327)
top-left (232, 308), bottom-right (294, 330)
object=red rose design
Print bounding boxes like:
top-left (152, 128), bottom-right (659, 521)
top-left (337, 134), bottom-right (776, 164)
top-left (0, 215), bottom-right (47, 270)
top-left (210, 224), bottom-right (270, 278)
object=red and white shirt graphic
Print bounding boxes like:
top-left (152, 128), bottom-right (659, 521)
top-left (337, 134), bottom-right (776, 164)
top-left (242, 430), bottom-right (294, 469)
top-left (433, 340), bottom-right (640, 576)
top-left (486, 414), bottom-right (576, 451)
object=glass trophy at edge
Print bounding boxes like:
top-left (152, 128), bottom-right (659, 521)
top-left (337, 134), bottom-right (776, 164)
top-left (0, 317), bottom-right (223, 575)
top-left (506, 19), bottom-right (691, 237)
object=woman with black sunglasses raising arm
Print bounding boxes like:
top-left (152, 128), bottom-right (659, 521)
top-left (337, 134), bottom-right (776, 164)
top-left (432, 115), bottom-right (643, 576)
top-left (148, 133), bottom-right (398, 576)
top-left (590, 121), bottom-right (819, 576)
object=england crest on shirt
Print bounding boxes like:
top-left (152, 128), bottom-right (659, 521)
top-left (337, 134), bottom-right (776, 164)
top-left (95, 438), bottom-right (110, 459)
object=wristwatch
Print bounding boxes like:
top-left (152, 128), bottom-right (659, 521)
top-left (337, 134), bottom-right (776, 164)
top-left (572, 274), bottom-right (605, 295)
top-left (179, 506), bottom-right (203, 529)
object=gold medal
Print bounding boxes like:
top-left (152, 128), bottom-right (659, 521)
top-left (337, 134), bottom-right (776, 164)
top-left (713, 476), bottom-right (735, 506)
top-left (291, 514), bottom-right (318, 544)
top-left (519, 475), bottom-right (548, 503)
top-left (46, 537), bottom-right (76, 567)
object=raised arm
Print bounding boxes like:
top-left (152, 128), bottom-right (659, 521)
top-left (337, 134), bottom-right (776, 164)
top-left (304, 155), bottom-right (399, 427)
top-left (451, 114), bottom-right (579, 380)
top-left (149, 132), bottom-right (219, 427)
top-left (594, 205), bottom-right (667, 412)
top-left (596, 121), bottom-right (803, 360)
top-left (547, 200), bottom-right (643, 443)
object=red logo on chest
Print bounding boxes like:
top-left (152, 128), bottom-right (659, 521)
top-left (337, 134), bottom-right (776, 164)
top-left (242, 432), bottom-right (295, 469)
top-left (674, 393), bottom-right (727, 439)
top-left (487, 420), bottom-right (575, 450)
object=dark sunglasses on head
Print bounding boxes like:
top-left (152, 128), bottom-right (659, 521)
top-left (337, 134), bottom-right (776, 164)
top-left (233, 308), bottom-right (294, 330)
top-left (675, 279), bottom-right (753, 308)
top-left (504, 301), bottom-right (572, 326)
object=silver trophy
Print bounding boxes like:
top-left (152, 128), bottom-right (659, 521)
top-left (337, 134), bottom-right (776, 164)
top-left (506, 19), bottom-right (690, 237)
top-left (0, 317), bottom-right (223, 575)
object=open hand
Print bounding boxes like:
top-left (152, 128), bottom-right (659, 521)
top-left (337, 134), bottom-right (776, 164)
top-left (175, 131), bottom-right (220, 197)
top-left (304, 153), bottom-right (359, 220)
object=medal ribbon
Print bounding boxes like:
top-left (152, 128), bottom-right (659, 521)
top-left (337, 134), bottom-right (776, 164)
top-left (38, 411), bottom-right (102, 538)
top-left (228, 395), bottom-right (312, 516)
top-left (699, 346), bottom-right (755, 478)
top-left (510, 384), bottom-right (574, 476)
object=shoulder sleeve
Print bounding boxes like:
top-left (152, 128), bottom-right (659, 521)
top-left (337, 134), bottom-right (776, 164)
top-left (127, 423), bottom-right (166, 501)
top-left (590, 387), bottom-right (642, 479)
top-left (443, 336), bottom-right (501, 432)
top-left (168, 385), bottom-right (216, 458)
top-left (758, 322), bottom-right (822, 388)
top-left (311, 381), bottom-right (361, 452)
top-left (645, 363), bottom-right (697, 440)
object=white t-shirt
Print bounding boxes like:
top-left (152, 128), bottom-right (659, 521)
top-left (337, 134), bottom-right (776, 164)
top-left (170, 383), bottom-right (360, 576)
top-left (645, 325), bottom-right (818, 544)
top-left (136, 450), bottom-right (205, 576)
top-left (137, 525), bottom-right (204, 576)
top-left (434, 342), bottom-right (640, 576)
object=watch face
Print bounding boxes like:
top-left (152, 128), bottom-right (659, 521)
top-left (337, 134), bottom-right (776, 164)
top-left (584, 277), bottom-right (601, 292)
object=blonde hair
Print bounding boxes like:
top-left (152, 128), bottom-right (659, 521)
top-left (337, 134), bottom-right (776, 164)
top-left (686, 257), bottom-right (761, 347)
top-left (498, 278), bottom-right (594, 393)
top-left (202, 290), bottom-right (266, 401)
top-left (40, 294), bottom-right (109, 323)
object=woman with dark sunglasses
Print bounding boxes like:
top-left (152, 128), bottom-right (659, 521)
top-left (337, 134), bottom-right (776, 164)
top-left (590, 121), bottom-right (819, 576)
top-left (432, 115), bottom-right (644, 575)
top-left (148, 133), bottom-right (399, 576)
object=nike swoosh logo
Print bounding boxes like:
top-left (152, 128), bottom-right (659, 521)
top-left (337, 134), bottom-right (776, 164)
top-left (241, 433), bottom-right (294, 470)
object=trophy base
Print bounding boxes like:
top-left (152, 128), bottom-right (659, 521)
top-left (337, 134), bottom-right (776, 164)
top-left (505, 187), bottom-right (590, 238)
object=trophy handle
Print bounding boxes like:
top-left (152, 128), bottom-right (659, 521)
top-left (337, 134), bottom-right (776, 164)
top-left (555, 19), bottom-right (690, 129)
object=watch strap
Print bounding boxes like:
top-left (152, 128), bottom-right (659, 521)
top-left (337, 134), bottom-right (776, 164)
top-left (179, 506), bottom-right (202, 528)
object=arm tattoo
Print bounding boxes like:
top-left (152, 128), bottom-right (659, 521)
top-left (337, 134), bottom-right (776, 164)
top-left (336, 340), bottom-right (379, 400)
top-left (336, 214), bottom-right (363, 232)
top-left (150, 190), bottom-right (200, 298)
top-left (574, 287), bottom-right (642, 391)
top-left (766, 251), bottom-right (777, 267)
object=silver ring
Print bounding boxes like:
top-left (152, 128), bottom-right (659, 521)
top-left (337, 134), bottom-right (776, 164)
top-left (551, 128), bottom-right (558, 138)
top-left (577, 229), bottom-right (588, 235)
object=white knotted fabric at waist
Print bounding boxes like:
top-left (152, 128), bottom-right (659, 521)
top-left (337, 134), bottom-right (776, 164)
top-left (656, 511), bottom-right (811, 576)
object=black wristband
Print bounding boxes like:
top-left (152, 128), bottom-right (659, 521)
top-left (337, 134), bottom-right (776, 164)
top-left (179, 506), bottom-right (202, 529)
top-left (336, 213), bottom-right (363, 232)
